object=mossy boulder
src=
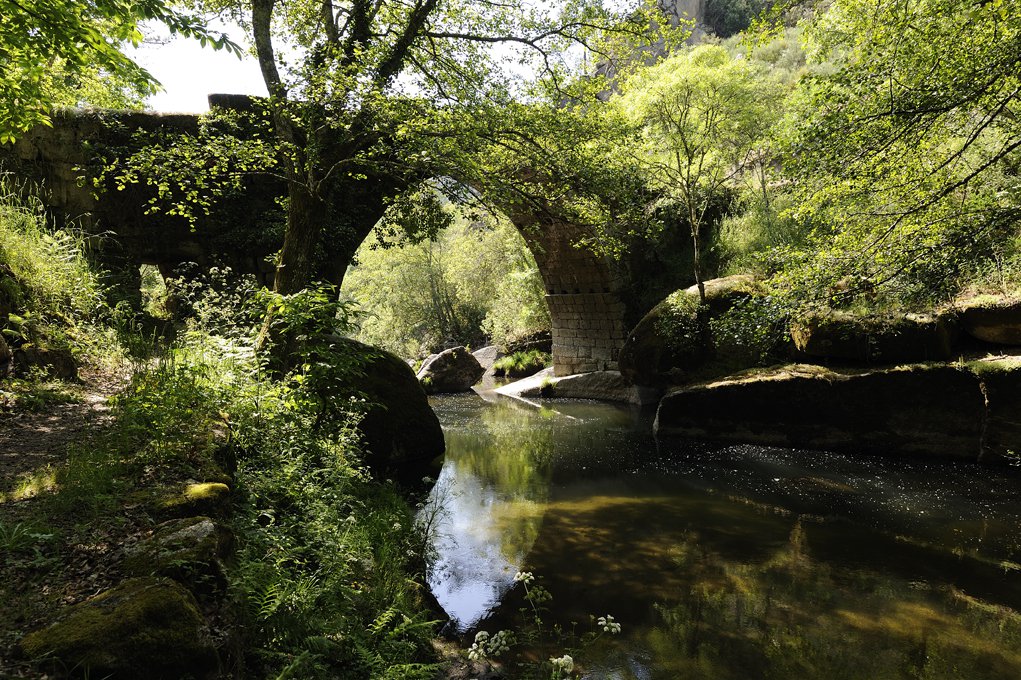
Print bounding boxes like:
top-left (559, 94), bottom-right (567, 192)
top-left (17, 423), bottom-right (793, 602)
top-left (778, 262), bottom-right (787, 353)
top-left (338, 338), bottom-right (445, 477)
top-left (124, 517), bottom-right (231, 591)
top-left (618, 275), bottom-right (758, 388)
top-left (654, 363), bottom-right (985, 460)
top-left (18, 577), bottom-right (217, 679)
top-left (790, 310), bottom-right (958, 364)
top-left (958, 295), bottom-right (1021, 345)
top-left (155, 482), bottom-right (231, 520)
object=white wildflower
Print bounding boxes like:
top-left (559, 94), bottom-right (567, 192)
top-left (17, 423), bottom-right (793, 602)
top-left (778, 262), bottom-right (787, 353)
top-left (550, 654), bottom-right (574, 673)
top-left (513, 570), bottom-right (534, 583)
top-left (597, 614), bottom-right (622, 634)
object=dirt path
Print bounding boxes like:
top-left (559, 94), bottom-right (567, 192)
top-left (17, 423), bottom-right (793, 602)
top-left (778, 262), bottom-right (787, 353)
top-left (0, 368), bottom-right (130, 678)
top-left (0, 369), bottom-right (126, 496)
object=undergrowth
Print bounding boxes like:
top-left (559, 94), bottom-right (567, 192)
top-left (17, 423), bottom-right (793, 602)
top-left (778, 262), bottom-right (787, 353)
top-left (0, 177), bottom-right (126, 367)
top-left (493, 349), bottom-right (551, 379)
top-left (0, 191), bottom-right (439, 677)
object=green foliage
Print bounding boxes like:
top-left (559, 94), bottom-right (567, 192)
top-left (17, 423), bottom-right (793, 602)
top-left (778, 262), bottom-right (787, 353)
top-left (772, 0), bottom-right (1021, 308)
top-left (708, 295), bottom-right (790, 366)
top-left (655, 291), bottom-right (707, 359)
top-left (0, 0), bottom-right (239, 142)
top-left (89, 108), bottom-right (280, 227)
top-left (617, 43), bottom-right (784, 299)
top-left (705, 0), bottom-right (770, 38)
top-left (492, 350), bottom-right (552, 379)
top-left (0, 178), bottom-right (129, 367)
top-left (344, 211), bottom-right (549, 358)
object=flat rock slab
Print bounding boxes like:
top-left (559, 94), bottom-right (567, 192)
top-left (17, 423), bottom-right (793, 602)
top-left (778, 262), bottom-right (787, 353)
top-left (960, 297), bottom-right (1021, 345)
top-left (494, 370), bottom-right (660, 406)
top-left (493, 367), bottom-right (555, 404)
top-left (655, 364), bottom-right (985, 460)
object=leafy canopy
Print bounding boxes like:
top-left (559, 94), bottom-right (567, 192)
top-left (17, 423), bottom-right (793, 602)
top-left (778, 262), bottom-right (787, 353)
top-left (0, 0), bottom-right (239, 143)
top-left (774, 0), bottom-right (1021, 304)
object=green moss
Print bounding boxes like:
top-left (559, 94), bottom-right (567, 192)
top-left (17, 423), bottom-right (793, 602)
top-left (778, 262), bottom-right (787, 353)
top-left (19, 578), bottom-right (217, 679)
top-left (154, 482), bottom-right (231, 519)
top-left (967, 355), bottom-right (1021, 376)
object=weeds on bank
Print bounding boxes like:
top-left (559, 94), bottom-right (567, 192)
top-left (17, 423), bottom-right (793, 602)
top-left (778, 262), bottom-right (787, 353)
top-left (468, 571), bottom-right (622, 679)
top-left (493, 350), bottom-right (551, 379)
top-left (1, 180), bottom-right (439, 676)
top-left (217, 290), bottom-right (437, 678)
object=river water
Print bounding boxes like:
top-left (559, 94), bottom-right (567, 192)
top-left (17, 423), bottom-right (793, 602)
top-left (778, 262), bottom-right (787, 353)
top-left (423, 391), bottom-right (1021, 679)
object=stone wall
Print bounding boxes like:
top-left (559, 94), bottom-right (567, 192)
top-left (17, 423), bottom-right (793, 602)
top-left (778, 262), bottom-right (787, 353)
top-left (1, 108), bottom-right (282, 286)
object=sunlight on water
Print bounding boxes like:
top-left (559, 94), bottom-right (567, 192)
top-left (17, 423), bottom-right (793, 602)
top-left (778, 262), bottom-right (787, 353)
top-left (423, 392), bottom-right (1021, 679)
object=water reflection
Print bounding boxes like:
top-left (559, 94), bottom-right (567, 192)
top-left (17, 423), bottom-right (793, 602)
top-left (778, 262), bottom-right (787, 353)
top-left (425, 393), bottom-right (556, 631)
top-left (425, 393), bottom-right (1021, 678)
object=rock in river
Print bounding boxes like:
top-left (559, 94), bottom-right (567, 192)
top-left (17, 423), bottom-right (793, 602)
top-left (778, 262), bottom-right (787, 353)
top-left (416, 346), bottom-right (485, 394)
top-left (654, 363), bottom-right (986, 460)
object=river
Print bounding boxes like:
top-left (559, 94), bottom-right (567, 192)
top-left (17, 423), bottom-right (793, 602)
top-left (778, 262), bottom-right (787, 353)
top-left (422, 391), bottom-right (1021, 679)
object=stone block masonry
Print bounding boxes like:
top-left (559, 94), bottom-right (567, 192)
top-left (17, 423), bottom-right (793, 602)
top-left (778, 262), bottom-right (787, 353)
top-left (547, 293), bottom-right (628, 375)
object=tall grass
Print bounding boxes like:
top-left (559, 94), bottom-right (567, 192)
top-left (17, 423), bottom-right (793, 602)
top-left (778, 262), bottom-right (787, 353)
top-left (0, 175), bottom-right (121, 365)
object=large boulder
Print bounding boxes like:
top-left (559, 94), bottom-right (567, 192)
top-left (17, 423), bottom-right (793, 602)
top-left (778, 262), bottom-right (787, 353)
top-left (472, 345), bottom-right (504, 373)
top-left (618, 275), bottom-right (758, 388)
top-left (18, 578), bottom-right (218, 679)
top-left (790, 310), bottom-right (958, 363)
top-left (416, 346), bottom-right (485, 394)
top-left (970, 356), bottom-right (1021, 462)
top-left (958, 295), bottom-right (1021, 345)
top-left (340, 339), bottom-right (445, 474)
top-left (654, 364), bottom-right (986, 460)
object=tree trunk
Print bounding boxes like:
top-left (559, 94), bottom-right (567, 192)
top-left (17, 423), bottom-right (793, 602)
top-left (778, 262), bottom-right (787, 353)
top-left (689, 207), bottom-right (706, 304)
top-left (274, 178), bottom-right (328, 295)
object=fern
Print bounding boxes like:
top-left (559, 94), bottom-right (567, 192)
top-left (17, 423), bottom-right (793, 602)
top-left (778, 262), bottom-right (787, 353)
top-left (368, 606), bottom-right (399, 637)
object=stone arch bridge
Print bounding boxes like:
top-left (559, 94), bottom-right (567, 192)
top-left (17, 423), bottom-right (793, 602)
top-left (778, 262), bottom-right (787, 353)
top-left (2, 103), bottom-right (695, 375)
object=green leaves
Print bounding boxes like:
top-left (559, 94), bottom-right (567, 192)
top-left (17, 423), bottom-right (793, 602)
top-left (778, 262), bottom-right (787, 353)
top-left (776, 0), bottom-right (1021, 305)
top-left (0, 0), bottom-right (241, 142)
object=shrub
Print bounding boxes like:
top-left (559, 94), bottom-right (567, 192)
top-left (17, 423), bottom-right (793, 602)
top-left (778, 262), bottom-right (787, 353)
top-left (492, 349), bottom-right (551, 379)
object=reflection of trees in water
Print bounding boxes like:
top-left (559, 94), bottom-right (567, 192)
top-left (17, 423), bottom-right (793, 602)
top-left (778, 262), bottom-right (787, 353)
top-left (646, 519), bottom-right (1021, 680)
top-left (426, 399), bottom-right (557, 619)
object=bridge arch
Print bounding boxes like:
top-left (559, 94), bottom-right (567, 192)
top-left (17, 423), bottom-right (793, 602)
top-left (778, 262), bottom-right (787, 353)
top-left (3, 105), bottom-right (687, 375)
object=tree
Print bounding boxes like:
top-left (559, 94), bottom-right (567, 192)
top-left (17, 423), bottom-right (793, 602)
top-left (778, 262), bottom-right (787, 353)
top-left (773, 0), bottom-right (1021, 304)
top-left (618, 44), bottom-right (780, 302)
top-left (166, 0), bottom-right (679, 362)
top-left (194, 0), bottom-right (676, 285)
top-left (0, 0), bottom-right (238, 143)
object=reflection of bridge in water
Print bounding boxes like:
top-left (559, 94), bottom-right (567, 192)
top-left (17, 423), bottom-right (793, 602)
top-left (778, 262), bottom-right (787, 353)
top-left (4, 99), bottom-right (694, 374)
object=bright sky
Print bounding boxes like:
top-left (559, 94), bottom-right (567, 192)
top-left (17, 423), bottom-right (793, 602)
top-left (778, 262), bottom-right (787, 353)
top-left (131, 24), bottom-right (266, 113)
